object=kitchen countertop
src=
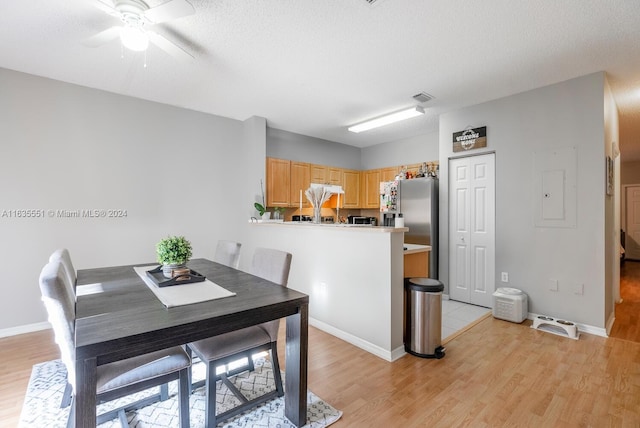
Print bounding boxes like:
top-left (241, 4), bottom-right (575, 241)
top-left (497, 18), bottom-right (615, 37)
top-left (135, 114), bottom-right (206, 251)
top-left (250, 221), bottom-right (408, 233)
top-left (403, 243), bottom-right (431, 254)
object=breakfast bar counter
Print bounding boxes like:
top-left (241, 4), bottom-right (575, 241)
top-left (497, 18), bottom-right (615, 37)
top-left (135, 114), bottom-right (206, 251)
top-left (248, 222), bottom-right (407, 361)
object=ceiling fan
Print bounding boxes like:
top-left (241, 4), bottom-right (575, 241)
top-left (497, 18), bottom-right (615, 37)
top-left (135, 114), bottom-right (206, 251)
top-left (85, 0), bottom-right (195, 61)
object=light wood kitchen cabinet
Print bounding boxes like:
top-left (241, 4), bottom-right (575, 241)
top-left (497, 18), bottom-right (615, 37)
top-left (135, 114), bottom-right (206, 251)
top-left (342, 169), bottom-right (360, 208)
top-left (404, 251), bottom-right (429, 278)
top-left (266, 158), bottom-right (290, 207)
top-left (310, 164), bottom-right (327, 184)
top-left (311, 164), bottom-right (343, 186)
top-left (362, 169), bottom-right (381, 208)
top-left (267, 157), bottom-right (436, 210)
top-left (380, 166), bottom-right (399, 182)
top-left (290, 161), bottom-right (311, 208)
top-left (328, 167), bottom-right (343, 186)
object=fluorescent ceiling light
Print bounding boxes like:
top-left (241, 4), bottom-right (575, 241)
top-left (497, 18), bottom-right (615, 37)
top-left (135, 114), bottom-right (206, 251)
top-left (348, 106), bottom-right (425, 133)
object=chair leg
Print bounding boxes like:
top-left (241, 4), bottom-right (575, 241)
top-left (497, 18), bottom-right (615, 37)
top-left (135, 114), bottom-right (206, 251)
top-left (60, 382), bottom-right (73, 408)
top-left (185, 345), bottom-right (194, 394)
top-left (178, 368), bottom-right (190, 428)
top-left (270, 342), bottom-right (284, 397)
top-left (65, 397), bottom-right (75, 428)
top-left (117, 409), bottom-right (128, 427)
top-left (247, 351), bottom-right (255, 372)
top-left (205, 360), bottom-right (217, 428)
top-left (160, 383), bottom-right (169, 401)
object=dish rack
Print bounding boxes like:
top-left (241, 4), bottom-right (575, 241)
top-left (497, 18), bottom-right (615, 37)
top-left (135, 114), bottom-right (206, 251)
top-left (531, 315), bottom-right (580, 340)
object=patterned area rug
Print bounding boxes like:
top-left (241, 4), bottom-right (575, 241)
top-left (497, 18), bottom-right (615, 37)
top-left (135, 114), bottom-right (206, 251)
top-left (20, 357), bottom-right (342, 427)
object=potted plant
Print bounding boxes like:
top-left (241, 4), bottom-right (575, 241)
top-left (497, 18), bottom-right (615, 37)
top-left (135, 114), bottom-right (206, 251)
top-left (254, 179), bottom-right (269, 219)
top-left (254, 202), bottom-right (266, 217)
top-left (156, 235), bottom-right (193, 278)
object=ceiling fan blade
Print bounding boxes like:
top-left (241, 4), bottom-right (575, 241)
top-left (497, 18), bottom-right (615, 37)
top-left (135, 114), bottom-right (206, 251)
top-left (143, 0), bottom-right (195, 24)
top-left (90, 0), bottom-right (120, 17)
top-left (148, 31), bottom-right (194, 61)
top-left (83, 26), bottom-right (122, 47)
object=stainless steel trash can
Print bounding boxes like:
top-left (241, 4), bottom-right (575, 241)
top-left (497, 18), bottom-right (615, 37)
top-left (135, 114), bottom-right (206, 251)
top-left (404, 277), bottom-right (445, 359)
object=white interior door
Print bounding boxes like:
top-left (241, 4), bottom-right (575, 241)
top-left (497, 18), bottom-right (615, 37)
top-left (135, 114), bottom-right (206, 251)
top-left (449, 153), bottom-right (495, 307)
top-left (626, 186), bottom-right (640, 260)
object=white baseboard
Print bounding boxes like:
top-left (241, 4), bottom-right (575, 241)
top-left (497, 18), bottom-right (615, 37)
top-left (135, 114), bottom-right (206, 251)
top-left (309, 317), bottom-right (404, 362)
top-left (527, 313), bottom-right (607, 338)
top-left (0, 322), bottom-right (50, 339)
top-left (606, 312), bottom-right (616, 336)
top-left (443, 294), bottom-right (450, 300)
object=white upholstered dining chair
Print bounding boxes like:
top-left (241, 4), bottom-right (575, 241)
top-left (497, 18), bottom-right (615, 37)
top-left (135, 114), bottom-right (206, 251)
top-left (187, 247), bottom-right (293, 428)
top-left (39, 260), bottom-right (192, 427)
top-left (212, 240), bottom-right (242, 268)
top-left (49, 248), bottom-right (76, 292)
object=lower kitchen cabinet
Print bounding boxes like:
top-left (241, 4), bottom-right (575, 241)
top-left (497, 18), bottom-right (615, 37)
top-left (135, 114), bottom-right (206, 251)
top-left (404, 251), bottom-right (429, 278)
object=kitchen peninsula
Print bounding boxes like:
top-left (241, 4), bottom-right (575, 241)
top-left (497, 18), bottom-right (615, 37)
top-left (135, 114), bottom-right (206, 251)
top-left (249, 222), bottom-right (408, 361)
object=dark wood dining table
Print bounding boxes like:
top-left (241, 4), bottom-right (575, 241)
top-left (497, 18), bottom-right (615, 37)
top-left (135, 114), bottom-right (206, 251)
top-left (73, 258), bottom-right (309, 427)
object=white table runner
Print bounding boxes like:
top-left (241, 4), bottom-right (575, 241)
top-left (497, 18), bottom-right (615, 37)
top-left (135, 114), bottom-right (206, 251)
top-left (134, 265), bottom-right (236, 308)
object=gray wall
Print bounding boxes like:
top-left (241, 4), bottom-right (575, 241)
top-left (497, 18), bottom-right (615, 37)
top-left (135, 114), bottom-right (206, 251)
top-left (268, 127), bottom-right (440, 171)
top-left (267, 127), bottom-right (361, 169)
top-left (361, 131), bottom-right (439, 170)
top-left (0, 68), bottom-right (263, 332)
top-left (438, 72), bottom-right (611, 329)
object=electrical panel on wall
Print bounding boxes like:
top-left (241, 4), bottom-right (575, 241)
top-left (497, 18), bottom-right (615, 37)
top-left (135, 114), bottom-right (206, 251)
top-left (533, 147), bottom-right (577, 228)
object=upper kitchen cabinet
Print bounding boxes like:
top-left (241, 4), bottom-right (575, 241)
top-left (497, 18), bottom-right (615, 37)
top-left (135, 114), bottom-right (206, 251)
top-left (362, 169), bottom-right (381, 209)
top-left (266, 157), bottom-right (290, 207)
top-left (290, 161), bottom-right (311, 208)
top-left (380, 166), bottom-right (399, 182)
top-left (310, 164), bottom-right (327, 184)
top-left (311, 164), bottom-right (343, 186)
top-left (328, 167), bottom-right (343, 186)
top-left (342, 169), bottom-right (360, 208)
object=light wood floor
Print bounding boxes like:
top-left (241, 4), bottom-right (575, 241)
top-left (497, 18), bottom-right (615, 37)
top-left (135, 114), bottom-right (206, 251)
top-left (609, 260), bottom-right (640, 342)
top-left (3, 268), bottom-right (640, 427)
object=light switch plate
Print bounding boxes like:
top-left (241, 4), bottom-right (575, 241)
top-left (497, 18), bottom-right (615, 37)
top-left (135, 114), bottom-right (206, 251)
top-left (501, 272), bottom-right (509, 282)
top-left (549, 279), bottom-right (559, 291)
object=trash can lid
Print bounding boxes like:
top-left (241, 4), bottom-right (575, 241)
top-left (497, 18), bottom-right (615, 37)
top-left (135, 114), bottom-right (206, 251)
top-left (406, 277), bottom-right (444, 293)
top-left (495, 287), bottom-right (523, 295)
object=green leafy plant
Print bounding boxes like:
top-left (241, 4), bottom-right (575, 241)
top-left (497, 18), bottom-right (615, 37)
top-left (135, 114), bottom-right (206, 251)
top-left (156, 235), bottom-right (193, 265)
top-left (254, 179), bottom-right (266, 216)
top-left (254, 202), bottom-right (266, 216)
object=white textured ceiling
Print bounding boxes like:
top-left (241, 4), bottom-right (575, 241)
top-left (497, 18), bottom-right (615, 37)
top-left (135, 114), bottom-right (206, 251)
top-left (2, 1), bottom-right (640, 159)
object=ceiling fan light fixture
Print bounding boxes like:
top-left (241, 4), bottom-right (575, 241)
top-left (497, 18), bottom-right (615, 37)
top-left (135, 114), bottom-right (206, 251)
top-left (120, 23), bottom-right (149, 51)
top-left (348, 106), bottom-right (425, 133)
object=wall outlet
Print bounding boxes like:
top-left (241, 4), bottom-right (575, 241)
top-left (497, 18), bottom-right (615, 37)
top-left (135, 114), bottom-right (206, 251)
top-left (574, 283), bottom-right (584, 295)
top-left (549, 279), bottom-right (559, 292)
top-left (501, 272), bottom-right (509, 282)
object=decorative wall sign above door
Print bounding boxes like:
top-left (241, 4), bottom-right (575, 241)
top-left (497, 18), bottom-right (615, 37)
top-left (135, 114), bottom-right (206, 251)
top-left (453, 126), bottom-right (487, 152)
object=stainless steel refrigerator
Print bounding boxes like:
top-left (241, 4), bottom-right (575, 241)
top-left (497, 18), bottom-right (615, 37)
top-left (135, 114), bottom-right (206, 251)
top-left (380, 177), bottom-right (438, 278)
